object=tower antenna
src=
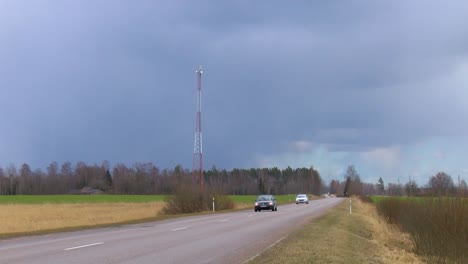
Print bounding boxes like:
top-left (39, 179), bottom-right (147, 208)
top-left (193, 65), bottom-right (204, 191)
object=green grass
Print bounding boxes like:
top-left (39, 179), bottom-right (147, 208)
top-left (0, 195), bottom-right (167, 204)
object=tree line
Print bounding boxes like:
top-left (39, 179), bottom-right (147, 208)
top-left (1, 161), bottom-right (465, 197)
top-left (328, 166), bottom-right (468, 197)
top-left (0, 161), bottom-right (323, 196)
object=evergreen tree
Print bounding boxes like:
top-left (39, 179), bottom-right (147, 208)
top-left (105, 169), bottom-right (113, 191)
top-left (377, 177), bottom-right (384, 195)
top-left (343, 177), bottom-right (351, 197)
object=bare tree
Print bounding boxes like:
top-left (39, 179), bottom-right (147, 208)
top-left (387, 183), bottom-right (403, 196)
top-left (19, 163), bottom-right (32, 194)
top-left (343, 165), bottom-right (362, 196)
top-left (362, 183), bottom-right (378, 195)
top-left (428, 172), bottom-right (455, 196)
top-left (405, 180), bottom-right (419, 196)
top-left (60, 161), bottom-right (74, 192)
top-left (47, 162), bottom-right (60, 193)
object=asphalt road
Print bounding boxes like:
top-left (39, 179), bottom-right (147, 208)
top-left (0, 197), bottom-right (343, 264)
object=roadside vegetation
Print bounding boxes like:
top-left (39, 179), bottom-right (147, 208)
top-left (373, 196), bottom-right (468, 263)
top-left (251, 197), bottom-right (422, 264)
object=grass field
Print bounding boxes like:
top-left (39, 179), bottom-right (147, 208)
top-left (0, 195), bottom-right (167, 204)
top-left (251, 198), bottom-right (422, 264)
top-left (0, 202), bottom-right (165, 238)
top-left (0, 195), bottom-right (170, 237)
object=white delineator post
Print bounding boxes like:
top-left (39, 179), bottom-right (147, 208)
top-left (212, 196), bottom-right (215, 212)
top-left (349, 198), bottom-right (352, 214)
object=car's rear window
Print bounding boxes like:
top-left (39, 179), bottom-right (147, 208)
top-left (257, 195), bottom-right (272, 201)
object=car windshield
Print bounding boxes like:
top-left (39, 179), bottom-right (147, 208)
top-left (257, 195), bottom-right (272, 201)
top-left (297, 195), bottom-right (306, 198)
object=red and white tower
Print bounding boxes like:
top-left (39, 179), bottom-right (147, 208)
top-left (193, 65), bottom-right (203, 191)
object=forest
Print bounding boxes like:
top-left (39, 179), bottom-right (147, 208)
top-left (0, 161), bottom-right (323, 196)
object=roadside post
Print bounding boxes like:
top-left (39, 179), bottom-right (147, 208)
top-left (212, 196), bottom-right (215, 212)
top-left (349, 198), bottom-right (352, 214)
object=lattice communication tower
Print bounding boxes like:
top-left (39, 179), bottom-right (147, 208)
top-left (193, 65), bottom-right (203, 191)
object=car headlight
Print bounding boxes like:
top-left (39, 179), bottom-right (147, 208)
top-left (255, 202), bottom-right (258, 206)
top-left (269, 202), bottom-right (273, 205)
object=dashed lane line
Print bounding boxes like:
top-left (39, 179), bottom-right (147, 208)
top-left (64, 242), bottom-right (103, 251)
top-left (171, 227), bottom-right (188, 231)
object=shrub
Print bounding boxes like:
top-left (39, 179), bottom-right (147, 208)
top-left (211, 194), bottom-right (234, 211)
top-left (161, 184), bottom-right (234, 215)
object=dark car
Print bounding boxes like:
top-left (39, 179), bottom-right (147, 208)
top-left (254, 194), bottom-right (277, 212)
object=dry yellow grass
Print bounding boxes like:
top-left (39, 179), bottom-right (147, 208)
top-left (0, 202), bottom-right (165, 236)
top-left (354, 198), bottom-right (422, 264)
top-left (234, 203), bottom-right (252, 210)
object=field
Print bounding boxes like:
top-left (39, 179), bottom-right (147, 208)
top-left (0, 195), bottom-right (169, 238)
top-left (0, 202), bottom-right (165, 238)
top-left (0, 195), bottom-right (166, 204)
top-left (251, 198), bottom-right (422, 264)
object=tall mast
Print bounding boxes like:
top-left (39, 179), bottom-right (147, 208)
top-left (193, 65), bottom-right (203, 191)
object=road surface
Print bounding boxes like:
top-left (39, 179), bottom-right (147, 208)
top-left (0, 197), bottom-right (343, 264)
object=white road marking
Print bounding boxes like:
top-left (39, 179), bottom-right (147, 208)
top-left (64, 242), bottom-right (103, 251)
top-left (219, 219), bottom-right (229, 222)
top-left (248, 214), bottom-right (253, 217)
top-left (171, 227), bottom-right (188, 231)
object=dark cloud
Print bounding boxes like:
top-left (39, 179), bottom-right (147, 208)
top-left (1, 1), bottom-right (468, 178)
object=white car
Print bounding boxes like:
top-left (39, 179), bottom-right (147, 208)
top-left (295, 194), bottom-right (309, 204)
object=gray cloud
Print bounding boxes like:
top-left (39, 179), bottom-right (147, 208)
top-left (1, 1), bottom-right (468, 183)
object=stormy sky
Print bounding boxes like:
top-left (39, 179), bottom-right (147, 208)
top-left (1, 1), bottom-right (468, 184)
